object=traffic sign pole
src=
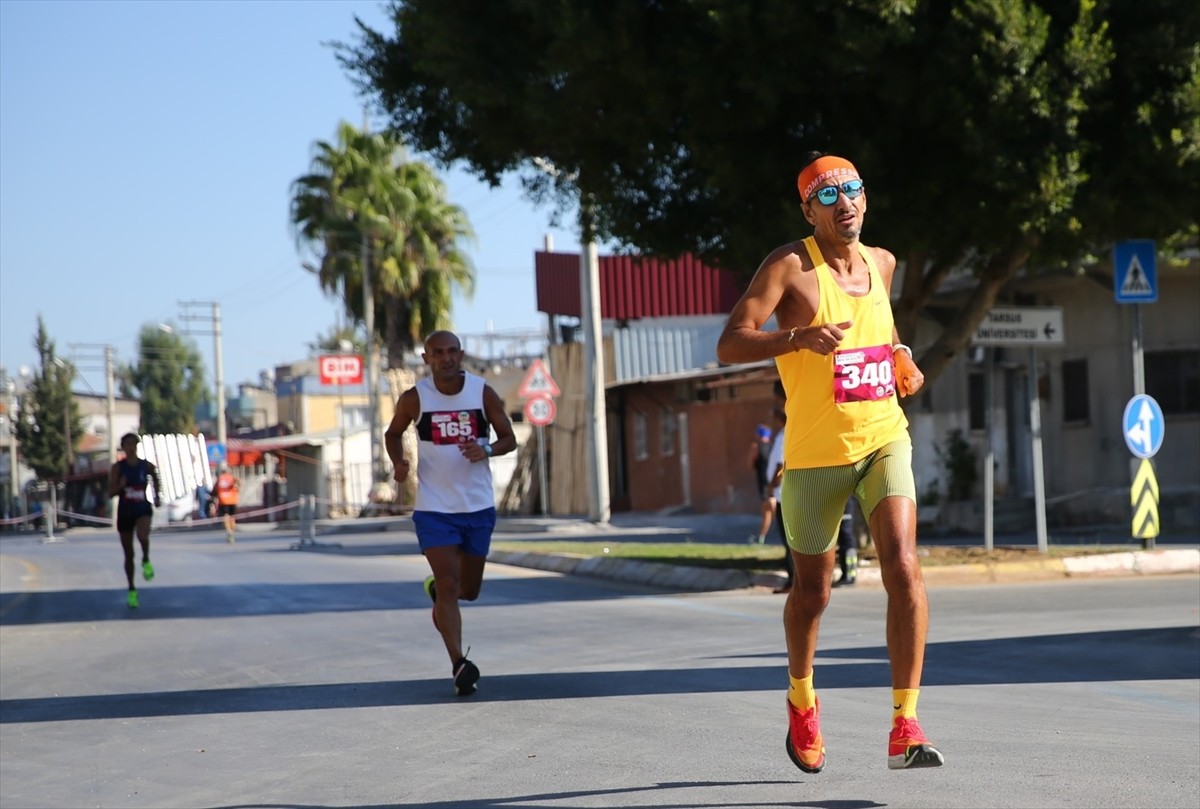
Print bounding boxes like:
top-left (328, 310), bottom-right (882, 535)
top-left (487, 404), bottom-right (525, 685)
top-left (1027, 348), bottom-right (1048, 554)
top-left (537, 426), bottom-right (549, 517)
top-left (1123, 393), bottom-right (1165, 549)
top-left (1132, 304), bottom-right (1145, 396)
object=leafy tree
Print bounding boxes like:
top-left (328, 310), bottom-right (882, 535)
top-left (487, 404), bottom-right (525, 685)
top-left (341, 0), bottom-right (1199, 383)
top-left (14, 317), bottom-right (83, 481)
top-left (117, 324), bottom-right (209, 435)
top-left (308, 324), bottom-right (367, 355)
top-left (290, 121), bottom-right (476, 368)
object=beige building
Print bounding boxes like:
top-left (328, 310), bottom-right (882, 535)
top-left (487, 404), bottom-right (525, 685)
top-left (904, 256), bottom-right (1199, 533)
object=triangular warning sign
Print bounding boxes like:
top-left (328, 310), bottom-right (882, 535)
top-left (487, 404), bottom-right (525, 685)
top-left (1120, 255), bottom-right (1153, 296)
top-left (518, 358), bottom-right (561, 398)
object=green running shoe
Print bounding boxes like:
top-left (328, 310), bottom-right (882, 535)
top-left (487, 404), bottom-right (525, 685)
top-left (142, 561), bottom-right (155, 581)
top-left (424, 576), bottom-right (439, 630)
top-left (126, 590), bottom-right (139, 609)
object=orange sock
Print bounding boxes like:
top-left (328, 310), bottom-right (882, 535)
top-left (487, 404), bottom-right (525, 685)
top-left (788, 672), bottom-right (816, 712)
top-left (892, 688), bottom-right (919, 721)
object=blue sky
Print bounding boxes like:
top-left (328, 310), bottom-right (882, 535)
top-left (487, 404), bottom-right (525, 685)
top-left (0, 0), bottom-right (582, 395)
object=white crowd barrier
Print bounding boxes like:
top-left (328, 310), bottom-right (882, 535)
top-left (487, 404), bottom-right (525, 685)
top-left (56, 510), bottom-right (114, 526)
top-left (0, 513), bottom-right (42, 528)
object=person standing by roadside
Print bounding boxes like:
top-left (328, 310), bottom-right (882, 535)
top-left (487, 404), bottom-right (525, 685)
top-left (108, 433), bottom-right (162, 609)
top-left (717, 151), bottom-right (943, 773)
top-left (748, 423), bottom-right (775, 543)
top-left (212, 465), bottom-right (240, 543)
top-left (384, 330), bottom-right (517, 697)
top-left (766, 406), bottom-right (792, 592)
top-left (770, 389), bottom-right (857, 594)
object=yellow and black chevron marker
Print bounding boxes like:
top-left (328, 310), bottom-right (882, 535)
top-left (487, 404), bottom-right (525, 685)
top-left (1130, 458), bottom-right (1159, 542)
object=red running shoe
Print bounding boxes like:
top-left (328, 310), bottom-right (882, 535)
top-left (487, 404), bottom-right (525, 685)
top-left (785, 699), bottom-right (826, 773)
top-left (888, 716), bottom-right (945, 770)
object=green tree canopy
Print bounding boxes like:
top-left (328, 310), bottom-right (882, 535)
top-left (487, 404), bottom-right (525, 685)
top-left (14, 317), bottom-right (84, 481)
top-left (308, 324), bottom-right (367, 356)
top-left (117, 324), bottom-right (209, 435)
top-left (290, 121), bottom-right (476, 367)
top-left (341, 0), bottom-right (1199, 382)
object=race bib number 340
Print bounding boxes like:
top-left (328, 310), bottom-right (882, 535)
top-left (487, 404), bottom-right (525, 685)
top-left (429, 410), bottom-right (481, 445)
top-left (834, 344), bottom-right (896, 403)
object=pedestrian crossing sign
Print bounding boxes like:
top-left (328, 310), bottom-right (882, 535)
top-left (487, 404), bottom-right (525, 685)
top-left (1113, 240), bottom-right (1157, 304)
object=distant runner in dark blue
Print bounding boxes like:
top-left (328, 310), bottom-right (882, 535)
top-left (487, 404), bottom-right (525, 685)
top-left (107, 433), bottom-right (162, 609)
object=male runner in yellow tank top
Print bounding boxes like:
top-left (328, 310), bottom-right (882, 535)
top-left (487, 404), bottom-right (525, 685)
top-left (717, 152), bottom-right (944, 773)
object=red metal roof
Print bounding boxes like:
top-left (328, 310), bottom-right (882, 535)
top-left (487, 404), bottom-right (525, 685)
top-left (535, 251), bottom-right (745, 319)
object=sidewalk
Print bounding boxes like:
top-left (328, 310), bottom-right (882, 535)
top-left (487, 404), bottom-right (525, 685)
top-left (302, 509), bottom-right (1199, 592)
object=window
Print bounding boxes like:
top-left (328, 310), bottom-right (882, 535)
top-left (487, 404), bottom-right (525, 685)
top-left (339, 405), bottom-right (370, 429)
top-left (633, 412), bottom-right (648, 460)
top-left (1061, 359), bottom-right (1090, 423)
top-left (967, 372), bottom-right (986, 431)
top-left (1146, 350), bottom-right (1200, 415)
top-left (660, 408), bottom-right (676, 456)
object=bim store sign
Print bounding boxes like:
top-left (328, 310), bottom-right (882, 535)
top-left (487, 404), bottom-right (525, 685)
top-left (319, 354), bottom-right (364, 386)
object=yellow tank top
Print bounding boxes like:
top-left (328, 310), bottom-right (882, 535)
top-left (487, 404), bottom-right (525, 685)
top-left (775, 236), bottom-right (910, 468)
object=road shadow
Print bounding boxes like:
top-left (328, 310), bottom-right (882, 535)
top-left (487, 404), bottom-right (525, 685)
top-left (197, 784), bottom-right (880, 809)
top-left (0, 574), bottom-right (678, 626)
top-left (3, 626), bottom-right (1194, 724)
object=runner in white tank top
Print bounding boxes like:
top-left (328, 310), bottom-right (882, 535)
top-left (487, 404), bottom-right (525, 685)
top-left (384, 330), bottom-right (517, 696)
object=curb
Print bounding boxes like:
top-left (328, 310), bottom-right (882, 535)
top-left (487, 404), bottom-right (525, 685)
top-left (488, 548), bottom-right (1200, 592)
top-left (487, 550), bottom-right (754, 591)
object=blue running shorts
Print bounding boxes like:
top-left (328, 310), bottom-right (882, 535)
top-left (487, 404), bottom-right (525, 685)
top-left (413, 507), bottom-right (497, 557)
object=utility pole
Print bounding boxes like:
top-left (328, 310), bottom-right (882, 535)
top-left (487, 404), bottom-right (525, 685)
top-left (579, 199), bottom-right (610, 523)
top-left (67, 342), bottom-right (117, 466)
top-left (180, 301), bottom-right (226, 452)
top-left (531, 157), bottom-right (611, 523)
top-left (360, 112), bottom-right (383, 481)
top-left (3, 373), bottom-right (17, 516)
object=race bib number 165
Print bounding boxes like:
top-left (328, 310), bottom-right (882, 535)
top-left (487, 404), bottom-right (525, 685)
top-left (430, 410), bottom-right (480, 445)
top-left (833, 344), bottom-right (896, 403)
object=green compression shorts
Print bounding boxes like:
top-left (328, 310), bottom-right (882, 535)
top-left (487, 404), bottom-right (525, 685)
top-left (779, 440), bottom-right (916, 555)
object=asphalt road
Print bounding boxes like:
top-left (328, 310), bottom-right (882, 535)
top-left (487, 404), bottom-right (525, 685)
top-left (1, 527), bottom-right (1198, 809)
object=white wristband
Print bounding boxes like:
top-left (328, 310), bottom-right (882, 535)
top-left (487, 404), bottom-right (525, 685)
top-left (892, 344), bottom-right (913, 357)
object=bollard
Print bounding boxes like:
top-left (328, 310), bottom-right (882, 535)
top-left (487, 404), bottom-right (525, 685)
top-left (40, 504), bottom-right (65, 544)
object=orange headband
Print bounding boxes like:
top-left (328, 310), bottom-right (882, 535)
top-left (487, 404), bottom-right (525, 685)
top-left (797, 156), bottom-right (859, 202)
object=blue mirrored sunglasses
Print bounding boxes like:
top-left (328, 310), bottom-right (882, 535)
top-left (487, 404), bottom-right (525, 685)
top-left (807, 179), bottom-right (865, 206)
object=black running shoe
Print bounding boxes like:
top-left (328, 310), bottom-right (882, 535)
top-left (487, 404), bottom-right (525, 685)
top-left (453, 655), bottom-right (480, 697)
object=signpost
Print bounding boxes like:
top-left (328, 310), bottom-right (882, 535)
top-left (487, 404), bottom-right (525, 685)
top-left (206, 442), bottom-right (226, 466)
top-left (524, 395), bottom-right (556, 427)
top-left (518, 360), bottom-right (559, 515)
top-left (518, 358), bottom-right (561, 399)
top-left (319, 354), bottom-right (364, 386)
top-left (1123, 393), bottom-right (1164, 549)
top-left (971, 306), bottom-right (1065, 553)
top-left (1113, 240), bottom-right (1158, 397)
top-left (972, 306), bottom-right (1064, 347)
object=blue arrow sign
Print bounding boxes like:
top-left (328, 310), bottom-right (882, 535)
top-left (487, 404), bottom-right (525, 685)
top-left (1123, 394), bottom-right (1164, 459)
top-left (1113, 240), bottom-right (1157, 303)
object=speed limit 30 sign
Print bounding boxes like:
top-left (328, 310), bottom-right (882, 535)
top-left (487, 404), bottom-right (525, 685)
top-left (524, 394), bottom-right (556, 427)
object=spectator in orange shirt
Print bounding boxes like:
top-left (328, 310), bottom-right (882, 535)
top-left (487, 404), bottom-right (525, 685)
top-left (211, 465), bottom-right (240, 543)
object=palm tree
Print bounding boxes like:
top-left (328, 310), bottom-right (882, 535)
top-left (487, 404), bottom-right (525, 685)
top-left (289, 122), bottom-right (475, 369)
